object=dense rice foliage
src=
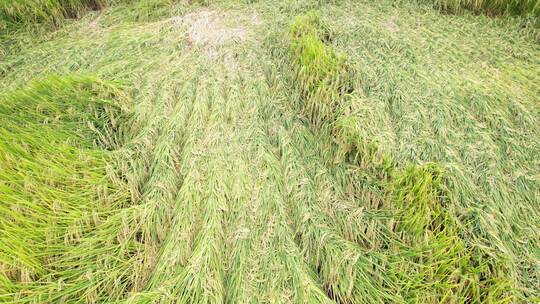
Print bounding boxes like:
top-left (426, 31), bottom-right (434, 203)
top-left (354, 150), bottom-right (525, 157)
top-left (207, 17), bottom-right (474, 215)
top-left (285, 11), bottom-right (524, 302)
top-left (433, 0), bottom-right (540, 16)
top-left (0, 75), bottom-right (133, 302)
top-left (0, 0), bottom-right (107, 27)
top-left (288, 12), bottom-right (352, 127)
top-left (0, 0), bottom-right (539, 302)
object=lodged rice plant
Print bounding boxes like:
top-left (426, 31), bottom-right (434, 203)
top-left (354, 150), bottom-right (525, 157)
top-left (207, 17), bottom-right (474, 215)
top-left (278, 122), bottom-right (518, 302)
top-left (1, 0), bottom-right (539, 302)
top-left (390, 164), bottom-right (517, 302)
top-left (0, 74), bottom-right (133, 302)
top-left (283, 11), bottom-right (522, 303)
top-left (333, 114), bottom-right (394, 177)
top-left (288, 12), bottom-right (352, 127)
top-left (432, 0), bottom-right (540, 16)
top-left (0, 0), bottom-right (108, 27)
top-left (289, 11), bottom-right (333, 43)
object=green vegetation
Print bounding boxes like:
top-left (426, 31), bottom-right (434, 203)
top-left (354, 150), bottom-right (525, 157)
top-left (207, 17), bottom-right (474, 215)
top-left (0, 75), bottom-right (133, 302)
top-left (0, 0), bottom-right (108, 28)
top-left (432, 0), bottom-right (540, 16)
top-left (1, 0), bottom-right (539, 302)
top-left (289, 12), bottom-right (351, 127)
top-left (286, 11), bottom-right (523, 302)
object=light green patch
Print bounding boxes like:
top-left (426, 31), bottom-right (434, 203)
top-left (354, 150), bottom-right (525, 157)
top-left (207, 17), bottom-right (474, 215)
top-left (0, 0), bottom-right (107, 28)
top-left (288, 12), bottom-right (352, 127)
top-left (0, 74), bottom-right (132, 302)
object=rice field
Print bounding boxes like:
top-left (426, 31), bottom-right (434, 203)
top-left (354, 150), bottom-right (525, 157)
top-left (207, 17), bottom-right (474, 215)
top-left (1, 0), bottom-right (539, 303)
top-left (0, 0), bottom-right (108, 28)
top-left (432, 0), bottom-right (540, 16)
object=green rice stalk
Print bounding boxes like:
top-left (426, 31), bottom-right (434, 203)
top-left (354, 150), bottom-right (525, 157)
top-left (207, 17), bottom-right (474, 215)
top-left (432, 0), bottom-right (540, 16)
top-left (288, 12), bottom-right (352, 127)
top-left (0, 74), bottom-right (132, 302)
top-left (0, 0), bottom-right (108, 28)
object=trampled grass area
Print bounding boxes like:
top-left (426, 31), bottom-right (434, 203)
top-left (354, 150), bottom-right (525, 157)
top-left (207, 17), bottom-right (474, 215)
top-left (0, 0), bottom-right (539, 303)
